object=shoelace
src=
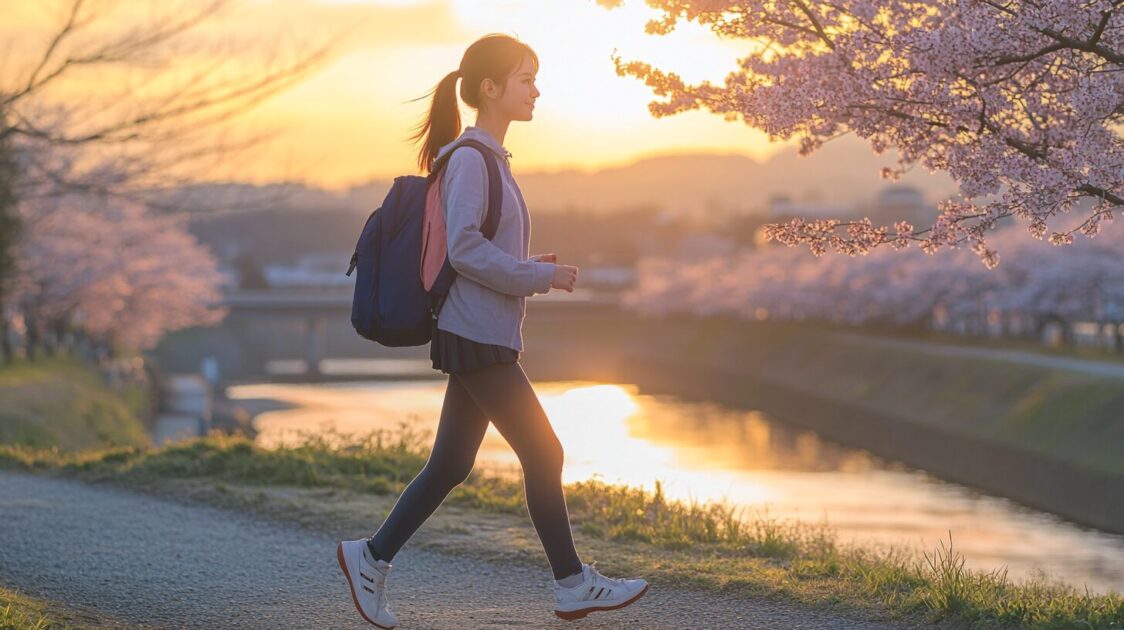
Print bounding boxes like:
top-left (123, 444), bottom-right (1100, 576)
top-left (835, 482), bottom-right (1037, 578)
top-left (587, 561), bottom-right (627, 588)
top-left (365, 557), bottom-right (391, 610)
top-left (377, 569), bottom-right (390, 610)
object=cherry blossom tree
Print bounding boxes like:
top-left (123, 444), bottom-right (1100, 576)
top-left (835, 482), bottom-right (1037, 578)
top-left (0, 133), bottom-right (18, 362)
top-left (11, 195), bottom-right (227, 356)
top-left (0, 0), bottom-right (339, 358)
top-left (597, 0), bottom-right (1123, 268)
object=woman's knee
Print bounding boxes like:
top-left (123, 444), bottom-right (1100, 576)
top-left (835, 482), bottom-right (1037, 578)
top-left (531, 436), bottom-right (565, 478)
top-left (421, 458), bottom-right (475, 491)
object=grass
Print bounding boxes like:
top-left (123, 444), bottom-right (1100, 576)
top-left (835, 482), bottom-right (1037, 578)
top-left (0, 588), bottom-right (53, 630)
top-left (0, 355), bottom-right (149, 452)
top-left (3, 428), bottom-right (1121, 629)
top-left (837, 321), bottom-right (1124, 366)
top-left (0, 585), bottom-right (115, 630)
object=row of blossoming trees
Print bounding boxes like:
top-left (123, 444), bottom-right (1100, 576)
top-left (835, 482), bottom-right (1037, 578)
top-left (623, 214), bottom-right (1124, 348)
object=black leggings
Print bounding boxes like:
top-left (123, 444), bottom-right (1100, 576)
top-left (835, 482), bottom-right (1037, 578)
top-left (367, 360), bottom-right (583, 580)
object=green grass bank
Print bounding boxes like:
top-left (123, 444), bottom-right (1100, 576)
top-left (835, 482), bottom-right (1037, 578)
top-left (2, 430), bottom-right (1120, 629)
top-left (0, 356), bottom-right (150, 452)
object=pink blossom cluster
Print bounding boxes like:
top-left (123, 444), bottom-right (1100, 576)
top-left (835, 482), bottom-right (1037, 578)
top-left (623, 213), bottom-right (1124, 326)
top-left (598, 0), bottom-right (1123, 267)
top-left (3, 194), bottom-right (227, 351)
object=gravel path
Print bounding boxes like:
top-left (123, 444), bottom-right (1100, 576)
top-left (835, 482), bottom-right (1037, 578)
top-left (0, 472), bottom-right (926, 629)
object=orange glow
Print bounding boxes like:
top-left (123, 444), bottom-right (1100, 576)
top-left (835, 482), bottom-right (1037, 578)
top-left (2, 0), bottom-right (782, 187)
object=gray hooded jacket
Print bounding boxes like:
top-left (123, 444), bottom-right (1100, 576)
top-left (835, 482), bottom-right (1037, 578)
top-left (435, 126), bottom-right (556, 352)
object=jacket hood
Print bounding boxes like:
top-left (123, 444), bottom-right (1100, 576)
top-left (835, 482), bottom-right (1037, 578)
top-left (434, 126), bottom-right (512, 166)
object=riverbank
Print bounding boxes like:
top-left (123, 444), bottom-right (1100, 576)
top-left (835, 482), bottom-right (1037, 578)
top-left (519, 311), bottom-right (1124, 533)
top-left (1, 470), bottom-right (909, 630)
top-left (0, 356), bottom-right (150, 452)
top-left (2, 433), bottom-right (1120, 628)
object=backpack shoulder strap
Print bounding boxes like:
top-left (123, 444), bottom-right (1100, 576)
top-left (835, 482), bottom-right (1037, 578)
top-left (429, 139), bottom-right (503, 240)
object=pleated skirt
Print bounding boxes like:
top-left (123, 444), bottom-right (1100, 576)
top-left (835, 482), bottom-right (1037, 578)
top-left (430, 318), bottom-right (520, 374)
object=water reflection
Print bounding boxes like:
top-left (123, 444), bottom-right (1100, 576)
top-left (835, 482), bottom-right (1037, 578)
top-left (227, 379), bottom-right (1124, 595)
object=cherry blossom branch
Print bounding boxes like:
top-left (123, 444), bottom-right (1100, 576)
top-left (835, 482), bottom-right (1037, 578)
top-left (597, 0), bottom-right (1124, 268)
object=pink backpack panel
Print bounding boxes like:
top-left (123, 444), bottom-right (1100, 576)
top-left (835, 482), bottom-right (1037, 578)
top-left (420, 172), bottom-right (446, 292)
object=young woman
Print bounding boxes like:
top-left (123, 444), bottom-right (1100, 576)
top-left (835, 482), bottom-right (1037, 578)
top-left (336, 34), bottom-right (650, 628)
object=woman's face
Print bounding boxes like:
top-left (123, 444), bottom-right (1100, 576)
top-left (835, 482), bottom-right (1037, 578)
top-left (486, 54), bottom-right (540, 123)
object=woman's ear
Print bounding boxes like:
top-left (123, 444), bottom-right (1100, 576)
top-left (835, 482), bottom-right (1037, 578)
top-left (480, 77), bottom-right (498, 101)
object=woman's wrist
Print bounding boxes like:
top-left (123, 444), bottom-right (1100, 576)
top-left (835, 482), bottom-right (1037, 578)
top-left (532, 261), bottom-right (555, 294)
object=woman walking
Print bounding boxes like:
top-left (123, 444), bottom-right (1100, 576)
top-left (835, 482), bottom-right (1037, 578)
top-left (336, 34), bottom-right (650, 628)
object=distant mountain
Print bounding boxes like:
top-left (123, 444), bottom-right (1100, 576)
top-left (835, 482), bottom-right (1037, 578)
top-left (512, 135), bottom-right (958, 215)
top-left (165, 135), bottom-right (958, 217)
top-left (154, 181), bottom-right (387, 216)
top-left (178, 138), bottom-right (963, 271)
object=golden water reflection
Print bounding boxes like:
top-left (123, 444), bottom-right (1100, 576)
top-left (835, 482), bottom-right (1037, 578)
top-left (227, 379), bottom-right (1124, 595)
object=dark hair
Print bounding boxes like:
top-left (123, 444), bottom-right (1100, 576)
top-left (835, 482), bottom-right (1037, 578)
top-left (410, 34), bottom-right (539, 173)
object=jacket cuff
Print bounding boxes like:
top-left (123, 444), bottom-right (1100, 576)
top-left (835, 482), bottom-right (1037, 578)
top-left (532, 262), bottom-right (555, 295)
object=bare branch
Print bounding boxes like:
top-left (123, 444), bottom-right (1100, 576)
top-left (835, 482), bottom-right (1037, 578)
top-left (788, 0), bottom-right (836, 50)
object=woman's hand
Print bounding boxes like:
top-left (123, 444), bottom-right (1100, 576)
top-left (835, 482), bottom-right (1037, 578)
top-left (551, 264), bottom-right (579, 292)
top-left (531, 253), bottom-right (557, 263)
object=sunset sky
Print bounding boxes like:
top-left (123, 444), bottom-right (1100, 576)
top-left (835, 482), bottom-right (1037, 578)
top-left (4, 0), bottom-right (785, 188)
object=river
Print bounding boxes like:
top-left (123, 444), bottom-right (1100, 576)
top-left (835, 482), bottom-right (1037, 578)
top-left (226, 374), bottom-right (1124, 596)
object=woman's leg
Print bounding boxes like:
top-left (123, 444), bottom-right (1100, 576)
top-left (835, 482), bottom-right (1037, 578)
top-left (367, 374), bottom-right (490, 561)
top-left (455, 361), bottom-right (584, 580)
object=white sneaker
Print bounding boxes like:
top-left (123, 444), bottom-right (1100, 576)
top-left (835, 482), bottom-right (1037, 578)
top-left (552, 561), bottom-right (650, 620)
top-left (337, 539), bottom-right (398, 628)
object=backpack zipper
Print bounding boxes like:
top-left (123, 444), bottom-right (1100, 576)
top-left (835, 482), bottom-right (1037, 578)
top-left (345, 251), bottom-right (358, 277)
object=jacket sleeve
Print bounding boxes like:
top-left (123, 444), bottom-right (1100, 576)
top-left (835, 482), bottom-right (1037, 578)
top-left (442, 147), bottom-right (555, 297)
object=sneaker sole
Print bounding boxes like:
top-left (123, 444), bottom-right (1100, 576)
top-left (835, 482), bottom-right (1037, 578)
top-left (337, 542), bottom-right (396, 629)
top-left (553, 582), bottom-right (651, 621)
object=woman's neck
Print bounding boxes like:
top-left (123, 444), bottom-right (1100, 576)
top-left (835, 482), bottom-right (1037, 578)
top-left (473, 110), bottom-right (511, 146)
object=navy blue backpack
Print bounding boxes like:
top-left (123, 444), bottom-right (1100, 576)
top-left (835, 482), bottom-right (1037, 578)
top-left (345, 140), bottom-right (502, 346)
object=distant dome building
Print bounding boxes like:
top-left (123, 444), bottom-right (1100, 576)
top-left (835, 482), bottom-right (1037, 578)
top-left (876, 185), bottom-right (925, 213)
top-left (868, 185), bottom-right (934, 227)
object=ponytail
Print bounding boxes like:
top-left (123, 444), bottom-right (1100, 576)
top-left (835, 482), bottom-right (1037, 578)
top-left (410, 70), bottom-right (462, 174)
top-left (410, 35), bottom-right (539, 174)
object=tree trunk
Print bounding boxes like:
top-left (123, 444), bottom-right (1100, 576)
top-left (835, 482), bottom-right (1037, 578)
top-left (25, 317), bottom-right (39, 361)
top-left (0, 318), bottom-right (11, 365)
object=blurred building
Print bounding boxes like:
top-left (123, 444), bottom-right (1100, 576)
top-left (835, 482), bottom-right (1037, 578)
top-left (764, 194), bottom-right (851, 218)
top-left (263, 252), bottom-right (354, 289)
top-left (753, 186), bottom-right (939, 247)
top-left (753, 194), bottom-right (853, 248)
top-left (865, 185), bottom-right (937, 227)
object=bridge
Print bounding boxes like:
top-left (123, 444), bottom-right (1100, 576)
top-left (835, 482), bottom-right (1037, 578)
top-left (152, 288), bottom-right (622, 382)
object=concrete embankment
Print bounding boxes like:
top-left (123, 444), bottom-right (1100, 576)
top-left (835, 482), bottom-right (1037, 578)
top-left (519, 307), bottom-right (1124, 534)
